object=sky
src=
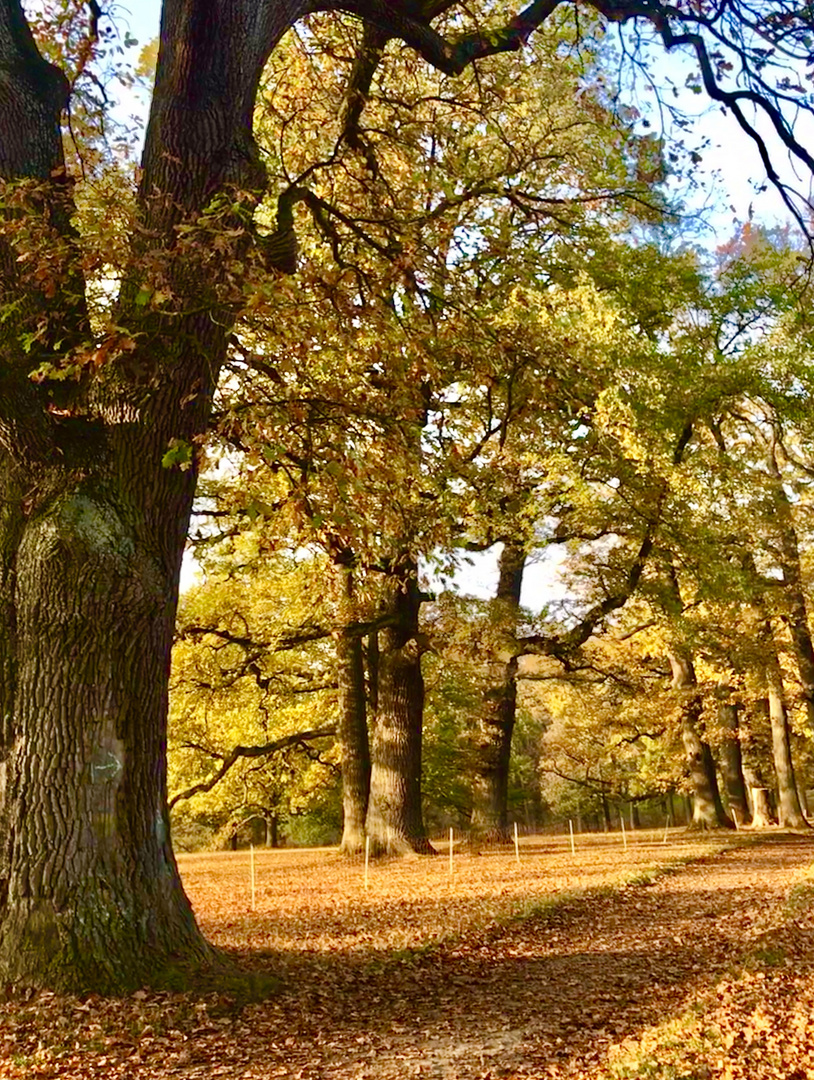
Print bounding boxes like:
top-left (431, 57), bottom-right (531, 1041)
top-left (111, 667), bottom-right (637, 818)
top-left (107, 1), bottom-right (808, 604)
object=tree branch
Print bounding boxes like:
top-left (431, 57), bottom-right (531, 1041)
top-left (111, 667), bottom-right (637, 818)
top-left (169, 725), bottom-right (335, 808)
top-left (311, 0), bottom-right (562, 76)
top-left (178, 610), bottom-right (402, 653)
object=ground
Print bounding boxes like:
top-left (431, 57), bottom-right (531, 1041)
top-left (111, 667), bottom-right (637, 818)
top-left (2, 828), bottom-right (814, 1078)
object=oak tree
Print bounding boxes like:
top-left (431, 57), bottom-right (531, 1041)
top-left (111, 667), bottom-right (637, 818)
top-left (0, 0), bottom-right (812, 992)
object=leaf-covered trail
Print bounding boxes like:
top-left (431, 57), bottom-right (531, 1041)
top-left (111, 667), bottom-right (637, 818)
top-left (249, 835), bottom-right (814, 1079)
top-left (3, 834), bottom-right (814, 1079)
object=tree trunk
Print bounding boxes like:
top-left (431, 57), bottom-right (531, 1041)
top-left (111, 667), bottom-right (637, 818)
top-left (0, 0), bottom-right (306, 991)
top-left (762, 623), bottom-right (808, 828)
top-left (766, 444), bottom-right (814, 733)
top-left (335, 562), bottom-right (371, 856)
top-left (602, 792), bottom-right (611, 831)
top-left (668, 650), bottom-right (734, 829)
top-left (743, 767), bottom-right (775, 828)
top-left (661, 565), bottom-right (732, 829)
top-left (0, 484), bottom-right (221, 991)
top-left (717, 695), bottom-right (751, 826)
top-left (471, 543), bottom-right (525, 842)
top-left (366, 631), bottom-right (379, 724)
top-left (741, 701), bottom-right (776, 828)
top-left (365, 559), bottom-right (434, 855)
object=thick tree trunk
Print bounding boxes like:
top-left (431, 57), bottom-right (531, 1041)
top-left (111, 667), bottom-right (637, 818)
top-left (717, 694), bottom-right (751, 826)
top-left (366, 559), bottom-right (434, 856)
top-left (661, 564), bottom-right (732, 829)
top-left (471, 543), bottom-right (525, 842)
top-left (0, 0), bottom-right (309, 992)
top-left (667, 650), bottom-right (734, 829)
top-left (681, 706), bottom-right (732, 829)
top-left (743, 766), bottom-right (775, 828)
top-left (0, 483), bottom-right (222, 991)
top-left (335, 562), bottom-right (371, 856)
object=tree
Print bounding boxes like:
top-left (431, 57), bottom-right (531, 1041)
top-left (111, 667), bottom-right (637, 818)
top-left (200, 12), bottom-right (680, 857)
top-left (470, 542), bottom-right (526, 840)
top-left (169, 549), bottom-right (340, 846)
top-left (1, 0), bottom-right (813, 994)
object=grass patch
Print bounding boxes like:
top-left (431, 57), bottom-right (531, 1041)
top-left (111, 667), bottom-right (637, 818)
top-left (608, 1014), bottom-right (723, 1080)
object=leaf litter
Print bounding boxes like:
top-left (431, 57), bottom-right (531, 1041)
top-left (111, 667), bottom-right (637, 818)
top-left (2, 830), bottom-right (814, 1079)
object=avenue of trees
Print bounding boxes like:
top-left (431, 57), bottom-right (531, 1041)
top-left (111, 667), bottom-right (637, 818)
top-left (1, 0), bottom-right (814, 994)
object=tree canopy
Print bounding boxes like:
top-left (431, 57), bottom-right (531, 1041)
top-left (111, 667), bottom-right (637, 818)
top-left (1, 0), bottom-right (813, 994)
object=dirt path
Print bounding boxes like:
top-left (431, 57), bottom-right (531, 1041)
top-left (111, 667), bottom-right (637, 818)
top-left (243, 834), bottom-right (814, 1080)
top-left (3, 834), bottom-right (814, 1079)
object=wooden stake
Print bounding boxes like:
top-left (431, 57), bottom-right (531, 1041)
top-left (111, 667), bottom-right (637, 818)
top-left (621, 815), bottom-right (627, 852)
top-left (449, 826), bottom-right (454, 876)
top-left (569, 819), bottom-right (576, 856)
top-left (514, 822), bottom-right (521, 865)
top-left (364, 835), bottom-right (370, 890)
top-left (250, 843), bottom-right (256, 911)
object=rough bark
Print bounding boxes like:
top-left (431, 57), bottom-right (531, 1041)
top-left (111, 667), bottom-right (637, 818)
top-left (661, 563), bottom-right (732, 830)
top-left (365, 559), bottom-right (434, 855)
top-left (717, 692), bottom-right (751, 827)
top-left (335, 562), bottom-right (371, 856)
top-left (471, 542), bottom-right (525, 842)
top-left (666, 649), bottom-right (733, 829)
top-left (0, 482), bottom-right (225, 992)
top-left (0, 0), bottom-right (310, 993)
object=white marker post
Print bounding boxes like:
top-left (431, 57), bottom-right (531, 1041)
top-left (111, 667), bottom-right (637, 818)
top-left (449, 826), bottom-right (454, 877)
top-left (621, 815), bottom-right (627, 853)
top-left (364, 835), bottom-right (370, 890)
top-left (514, 822), bottom-right (521, 865)
top-left (569, 819), bottom-right (576, 856)
top-left (250, 843), bottom-right (256, 911)
top-left (663, 812), bottom-right (671, 844)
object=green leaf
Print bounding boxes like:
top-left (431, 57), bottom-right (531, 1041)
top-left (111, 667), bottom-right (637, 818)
top-left (162, 439), bottom-right (194, 471)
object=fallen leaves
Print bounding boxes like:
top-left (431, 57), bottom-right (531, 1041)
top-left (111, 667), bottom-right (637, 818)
top-left (2, 831), bottom-right (814, 1079)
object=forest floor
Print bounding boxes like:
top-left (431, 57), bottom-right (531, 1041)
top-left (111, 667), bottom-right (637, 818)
top-left (3, 828), bottom-right (814, 1079)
